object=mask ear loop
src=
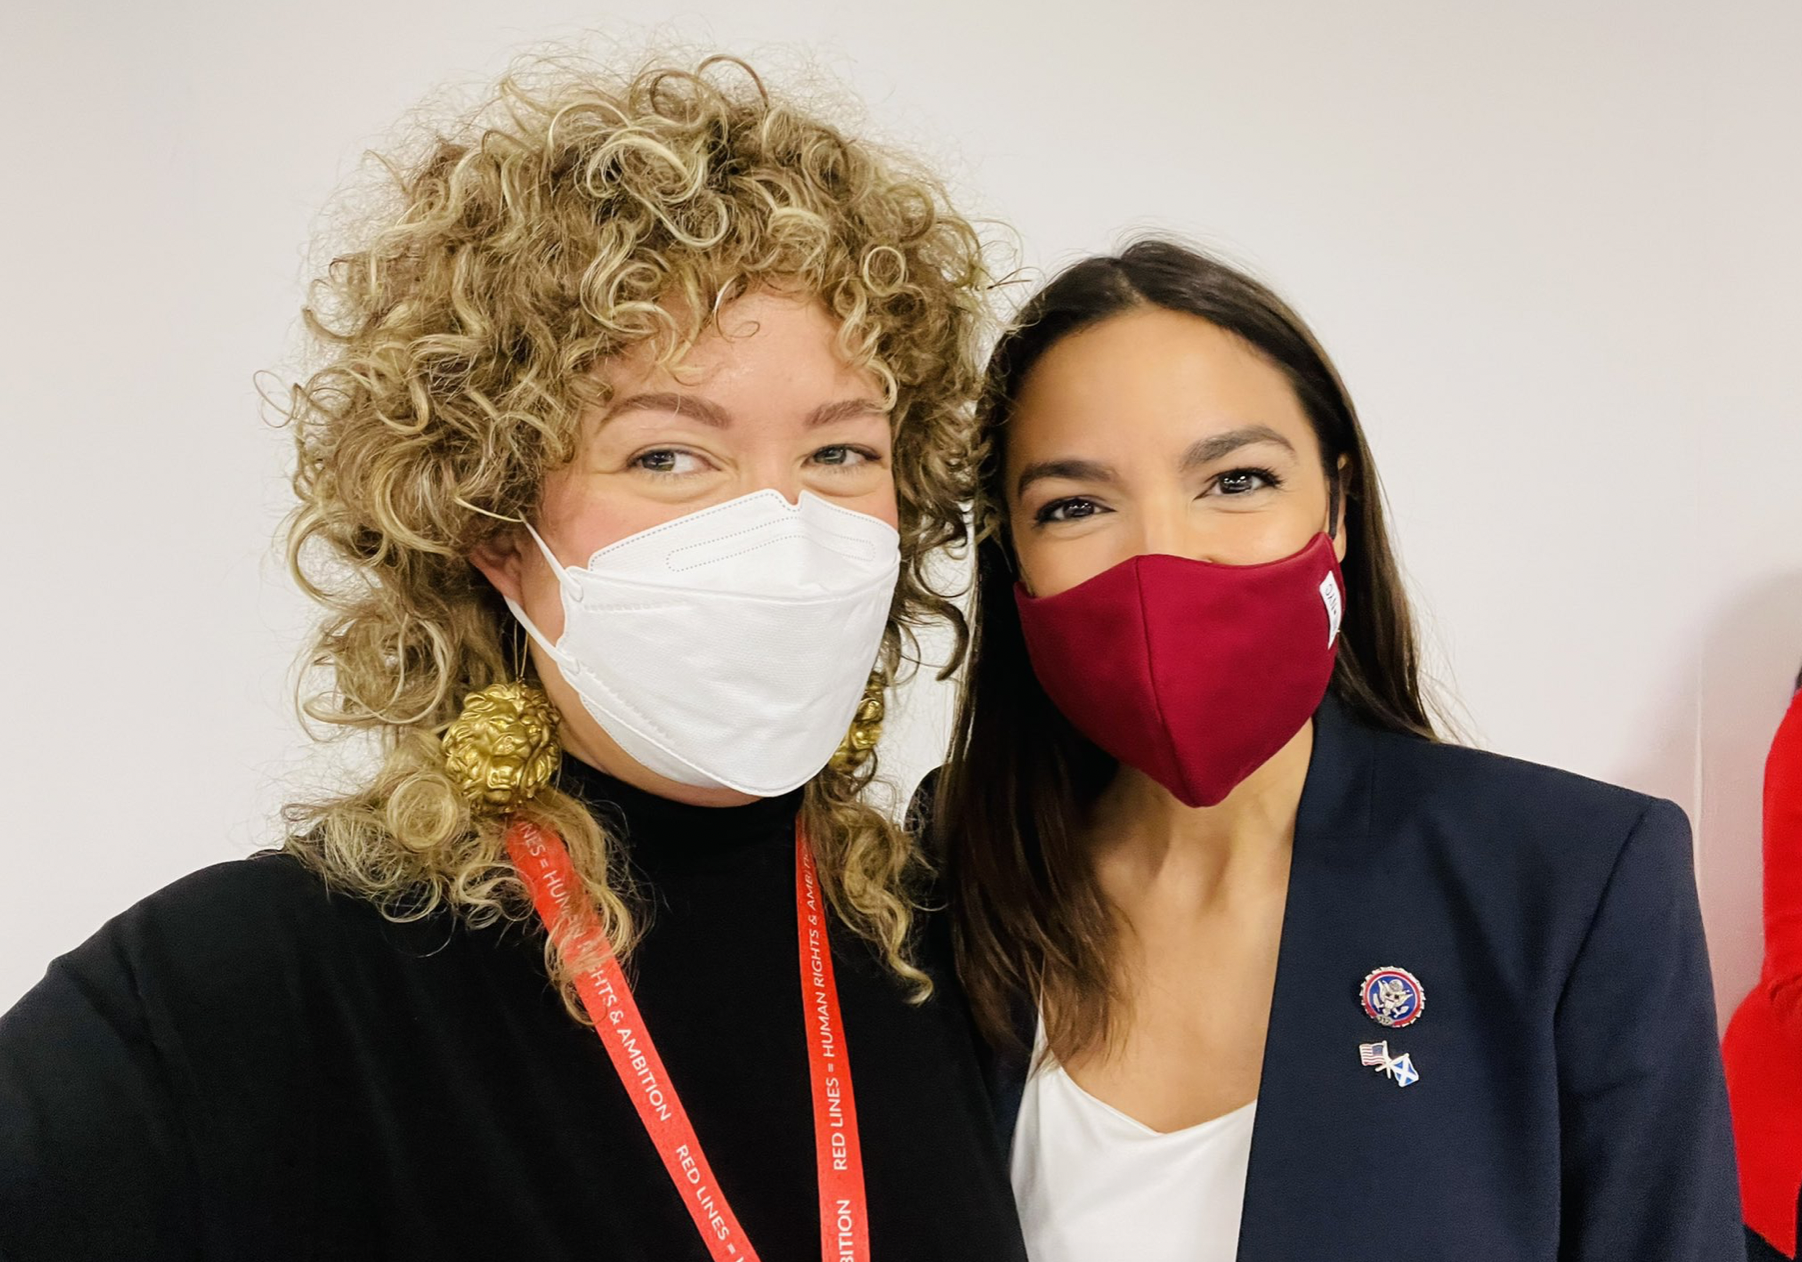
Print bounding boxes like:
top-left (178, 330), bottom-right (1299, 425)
top-left (499, 521), bottom-right (584, 672)
top-left (460, 496), bottom-right (550, 684)
top-left (461, 492), bottom-right (583, 673)
top-left (517, 519), bottom-right (578, 591)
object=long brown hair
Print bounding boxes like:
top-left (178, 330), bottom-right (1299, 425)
top-left (943, 238), bottom-right (1437, 1059)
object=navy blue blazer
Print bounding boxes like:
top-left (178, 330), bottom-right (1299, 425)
top-left (935, 695), bottom-right (1742, 1261)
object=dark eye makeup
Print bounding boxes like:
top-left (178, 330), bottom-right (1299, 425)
top-left (1210, 466), bottom-right (1283, 496)
top-left (1033, 496), bottom-right (1108, 526)
top-left (1031, 465), bottom-right (1285, 527)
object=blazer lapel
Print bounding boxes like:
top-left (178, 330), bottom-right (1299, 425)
top-left (1237, 697), bottom-right (1427, 1258)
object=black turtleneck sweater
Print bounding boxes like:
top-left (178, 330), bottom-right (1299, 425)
top-left (0, 759), bottom-right (1026, 1261)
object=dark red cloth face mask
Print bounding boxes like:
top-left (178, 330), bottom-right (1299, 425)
top-left (1014, 533), bottom-right (1344, 808)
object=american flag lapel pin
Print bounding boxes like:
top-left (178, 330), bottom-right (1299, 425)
top-left (1358, 1040), bottom-right (1421, 1088)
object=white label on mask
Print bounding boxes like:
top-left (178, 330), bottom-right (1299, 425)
top-left (1319, 573), bottom-right (1343, 647)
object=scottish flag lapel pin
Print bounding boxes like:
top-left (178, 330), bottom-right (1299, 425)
top-left (1359, 1040), bottom-right (1421, 1087)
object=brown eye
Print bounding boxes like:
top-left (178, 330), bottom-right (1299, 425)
top-left (1213, 467), bottom-right (1279, 496)
top-left (1036, 497), bottom-right (1105, 525)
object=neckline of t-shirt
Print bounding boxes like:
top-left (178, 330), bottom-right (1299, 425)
top-left (1029, 1009), bottom-right (1259, 1140)
top-left (1044, 1063), bottom-right (1259, 1141)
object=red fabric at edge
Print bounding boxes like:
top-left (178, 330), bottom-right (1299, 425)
top-left (1724, 689), bottom-right (1802, 1257)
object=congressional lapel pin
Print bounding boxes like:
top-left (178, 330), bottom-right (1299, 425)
top-left (1359, 966), bottom-right (1425, 1029)
top-left (1358, 1040), bottom-right (1421, 1088)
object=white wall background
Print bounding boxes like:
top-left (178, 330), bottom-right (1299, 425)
top-left (3, 1), bottom-right (1797, 1025)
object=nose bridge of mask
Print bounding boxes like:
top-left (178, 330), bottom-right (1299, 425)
top-left (1129, 554), bottom-right (1213, 798)
top-left (662, 499), bottom-right (881, 574)
top-left (587, 490), bottom-right (895, 594)
top-left (505, 492), bottom-right (896, 644)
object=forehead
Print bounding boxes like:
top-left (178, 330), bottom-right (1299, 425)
top-left (597, 289), bottom-right (870, 394)
top-left (1006, 307), bottom-right (1314, 460)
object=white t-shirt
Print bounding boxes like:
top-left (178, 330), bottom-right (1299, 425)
top-left (1009, 1024), bottom-right (1256, 1262)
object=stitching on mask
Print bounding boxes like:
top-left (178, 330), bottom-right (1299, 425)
top-left (565, 638), bottom-right (847, 797)
top-left (565, 655), bottom-right (685, 748)
top-left (577, 565), bottom-right (898, 610)
top-left (580, 592), bottom-right (885, 614)
top-left (590, 519), bottom-right (783, 571)
top-left (583, 585), bottom-right (892, 614)
top-left (641, 523), bottom-right (888, 574)
top-left (1131, 560), bottom-right (1188, 801)
top-left (662, 537), bottom-right (882, 573)
top-left (587, 494), bottom-right (896, 572)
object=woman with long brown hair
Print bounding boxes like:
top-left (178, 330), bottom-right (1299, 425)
top-left (930, 238), bottom-right (1739, 1260)
top-left (0, 54), bottom-right (1026, 1262)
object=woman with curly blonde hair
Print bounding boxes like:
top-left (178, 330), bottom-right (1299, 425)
top-left (0, 53), bottom-right (1027, 1262)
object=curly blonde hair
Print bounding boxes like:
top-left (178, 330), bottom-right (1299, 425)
top-left (280, 52), bottom-right (992, 1012)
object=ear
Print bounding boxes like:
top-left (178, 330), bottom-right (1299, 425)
top-left (1330, 453), bottom-right (1351, 565)
top-left (469, 529), bottom-right (528, 604)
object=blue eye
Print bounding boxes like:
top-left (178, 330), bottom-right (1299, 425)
top-left (631, 449), bottom-right (708, 476)
top-left (812, 444), bottom-right (879, 468)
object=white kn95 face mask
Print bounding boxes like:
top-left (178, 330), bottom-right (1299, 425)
top-left (504, 489), bottom-right (901, 798)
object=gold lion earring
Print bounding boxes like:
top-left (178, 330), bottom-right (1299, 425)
top-left (444, 678), bottom-right (561, 817)
top-left (829, 671), bottom-right (886, 773)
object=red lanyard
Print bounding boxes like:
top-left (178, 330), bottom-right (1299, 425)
top-left (506, 817), bottom-right (871, 1262)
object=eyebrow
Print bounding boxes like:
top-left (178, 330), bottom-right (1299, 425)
top-left (602, 392), bottom-right (733, 427)
top-left (601, 392), bottom-right (888, 429)
top-left (1179, 424), bottom-right (1296, 469)
top-left (1014, 423), bottom-right (1297, 500)
top-left (1014, 457), bottom-right (1120, 500)
top-left (804, 398), bottom-right (890, 428)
